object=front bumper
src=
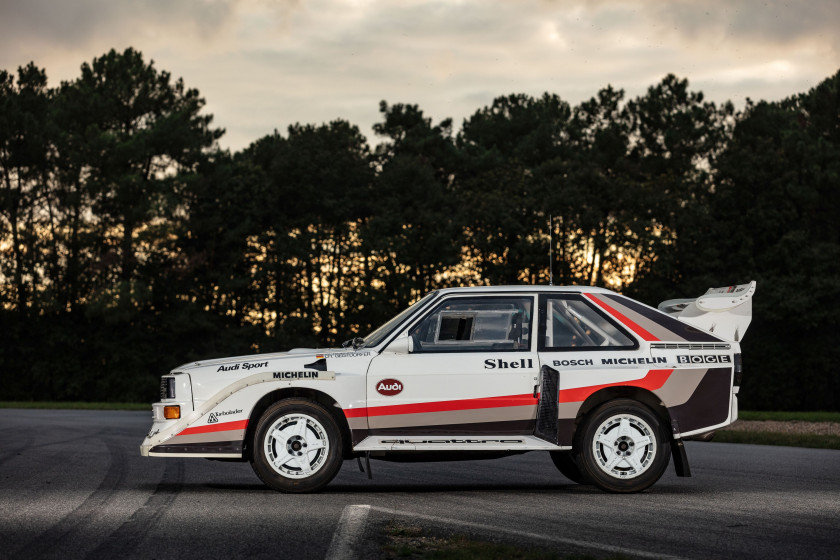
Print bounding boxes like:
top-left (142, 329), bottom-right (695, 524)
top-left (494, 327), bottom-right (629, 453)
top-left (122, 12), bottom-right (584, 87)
top-left (140, 399), bottom-right (194, 456)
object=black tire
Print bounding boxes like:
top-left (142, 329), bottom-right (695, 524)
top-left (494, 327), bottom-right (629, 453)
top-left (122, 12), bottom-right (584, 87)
top-left (250, 398), bottom-right (344, 493)
top-left (549, 451), bottom-right (590, 484)
top-left (577, 399), bottom-right (670, 493)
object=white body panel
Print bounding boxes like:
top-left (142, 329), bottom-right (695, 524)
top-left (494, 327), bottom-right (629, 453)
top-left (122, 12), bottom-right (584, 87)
top-left (366, 352), bottom-right (539, 432)
top-left (141, 349), bottom-right (373, 457)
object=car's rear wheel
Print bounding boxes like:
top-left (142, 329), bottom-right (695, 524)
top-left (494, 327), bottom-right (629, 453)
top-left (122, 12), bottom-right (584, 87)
top-left (578, 399), bottom-right (669, 493)
top-left (250, 399), bottom-right (343, 493)
top-left (549, 451), bottom-right (590, 484)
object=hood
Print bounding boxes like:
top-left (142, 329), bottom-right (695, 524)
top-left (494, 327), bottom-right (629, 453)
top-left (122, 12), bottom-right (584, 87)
top-left (173, 347), bottom-right (344, 373)
top-left (174, 347), bottom-right (357, 404)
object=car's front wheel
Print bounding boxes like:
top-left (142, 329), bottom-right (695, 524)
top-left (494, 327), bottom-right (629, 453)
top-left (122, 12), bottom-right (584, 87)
top-left (250, 399), bottom-right (343, 493)
top-left (577, 399), bottom-right (670, 493)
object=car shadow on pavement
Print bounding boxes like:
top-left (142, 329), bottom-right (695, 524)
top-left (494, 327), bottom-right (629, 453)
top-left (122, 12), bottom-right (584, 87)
top-left (133, 477), bottom-right (707, 496)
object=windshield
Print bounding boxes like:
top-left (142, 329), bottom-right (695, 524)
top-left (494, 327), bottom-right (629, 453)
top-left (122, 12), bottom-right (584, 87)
top-left (362, 291), bottom-right (438, 348)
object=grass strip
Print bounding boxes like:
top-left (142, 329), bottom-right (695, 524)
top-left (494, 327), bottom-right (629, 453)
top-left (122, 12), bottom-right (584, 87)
top-left (382, 523), bottom-right (629, 560)
top-left (0, 401), bottom-right (148, 411)
top-left (739, 410), bottom-right (840, 422)
top-left (712, 430), bottom-right (840, 450)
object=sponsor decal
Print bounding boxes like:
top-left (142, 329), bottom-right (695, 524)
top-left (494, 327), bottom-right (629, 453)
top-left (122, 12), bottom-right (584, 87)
top-left (552, 359), bottom-right (594, 367)
top-left (208, 408), bottom-right (242, 424)
top-left (321, 351), bottom-right (372, 358)
top-left (381, 439), bottom-right (524, 444)
top-left (217, 361), bottom-right (268, 372)
top-left (677, 354), bottom-right (732, 364)
top-left (484, 358), bottom-right (534, 369)
top-left (242, 361), bottom-right (268, 371)
top-left (273, 371), bottom-right (322, 379)
top-left (600, 357), bottom-right (667, 365)
top-left (376, 379), bottom-right (403, 396)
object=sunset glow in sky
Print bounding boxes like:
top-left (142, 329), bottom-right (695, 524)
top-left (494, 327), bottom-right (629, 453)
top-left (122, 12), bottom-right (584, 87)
top-left (2, 0), bottom-right (838, 151)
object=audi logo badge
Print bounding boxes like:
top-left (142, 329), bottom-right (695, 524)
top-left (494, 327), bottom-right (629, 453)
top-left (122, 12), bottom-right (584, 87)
top-left (376, 379), bottom-right (403, 396)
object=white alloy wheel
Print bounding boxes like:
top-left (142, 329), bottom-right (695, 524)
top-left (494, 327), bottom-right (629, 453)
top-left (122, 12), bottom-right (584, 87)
top-left (251, 399), bottom-right (343, 493)
top-left (263, 413), bottom-right (330, 478)
top-left (591, 413), bottom-right (656, 479)
top-left (578, 399), bottom-right (670, 493)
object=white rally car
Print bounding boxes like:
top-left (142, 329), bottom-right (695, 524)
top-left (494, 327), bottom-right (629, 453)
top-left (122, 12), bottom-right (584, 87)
top-left (141, 282), bottom-right (755, 493)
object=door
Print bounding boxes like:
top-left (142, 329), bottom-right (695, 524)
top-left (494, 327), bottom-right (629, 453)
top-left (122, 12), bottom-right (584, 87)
top-left (366, 295), bottom-right (539, 436)
top-left (536, 293), bottom-right (641, 445)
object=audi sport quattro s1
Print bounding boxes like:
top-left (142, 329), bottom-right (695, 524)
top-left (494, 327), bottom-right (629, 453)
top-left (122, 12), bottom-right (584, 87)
top-left (141, 282), bottom-right (755, 493)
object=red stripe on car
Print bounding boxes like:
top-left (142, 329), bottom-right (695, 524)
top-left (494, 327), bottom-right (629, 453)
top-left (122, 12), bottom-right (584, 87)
top-left (584, 293), bottom-right (659, 342)
top-left (558, 369), bottom-right (673, 403)
top-left (344, 394), bottom-right (537, 419)
top-left (178, 419), bottom-right (248, 436)
top-left (344, 369), bottom-right (673, 418)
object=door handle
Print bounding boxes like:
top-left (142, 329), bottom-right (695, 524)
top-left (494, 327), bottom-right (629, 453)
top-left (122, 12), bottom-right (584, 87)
top-left (533, 384), bottom-right (539, 398)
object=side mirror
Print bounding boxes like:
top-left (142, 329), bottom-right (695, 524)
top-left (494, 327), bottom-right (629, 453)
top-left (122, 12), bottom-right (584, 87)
top-left (385, 333), bottom-right (414, 354)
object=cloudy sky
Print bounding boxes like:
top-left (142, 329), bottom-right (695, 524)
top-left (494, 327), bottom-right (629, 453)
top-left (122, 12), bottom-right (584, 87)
top-left (1, 0), bottom-right (838, 151)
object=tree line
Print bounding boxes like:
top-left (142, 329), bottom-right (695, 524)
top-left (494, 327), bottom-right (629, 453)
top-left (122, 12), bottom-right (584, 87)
top-left (1, 48), bottom-right (838, 410)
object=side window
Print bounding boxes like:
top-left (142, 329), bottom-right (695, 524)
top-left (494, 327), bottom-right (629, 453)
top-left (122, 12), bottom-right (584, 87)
top-left (543, 296), bottom-right (635, 349)
top-left (409, 297), bottom-right (532, 353)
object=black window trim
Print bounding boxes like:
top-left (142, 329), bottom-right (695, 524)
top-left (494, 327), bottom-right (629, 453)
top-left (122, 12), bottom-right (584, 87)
top-left (407, 294), bottom-right (537, 354)
top-left (537, 293), bottom-right (640, 352)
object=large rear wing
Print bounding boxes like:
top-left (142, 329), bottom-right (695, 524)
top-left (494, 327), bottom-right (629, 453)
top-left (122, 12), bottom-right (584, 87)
top-left (658, 281), bottom-right (756, 342)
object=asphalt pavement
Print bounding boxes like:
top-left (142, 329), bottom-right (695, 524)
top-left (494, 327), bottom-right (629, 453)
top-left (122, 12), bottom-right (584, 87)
top-left (1, 409), bottom-right (838, 559)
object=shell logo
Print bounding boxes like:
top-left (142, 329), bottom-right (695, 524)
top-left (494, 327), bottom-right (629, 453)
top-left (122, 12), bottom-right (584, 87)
top-left (376, 379), bottom-right (403, 396)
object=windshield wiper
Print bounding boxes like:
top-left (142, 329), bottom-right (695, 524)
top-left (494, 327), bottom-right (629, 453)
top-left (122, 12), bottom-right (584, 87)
top-left (341, 337), bottom-right (365, 350)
